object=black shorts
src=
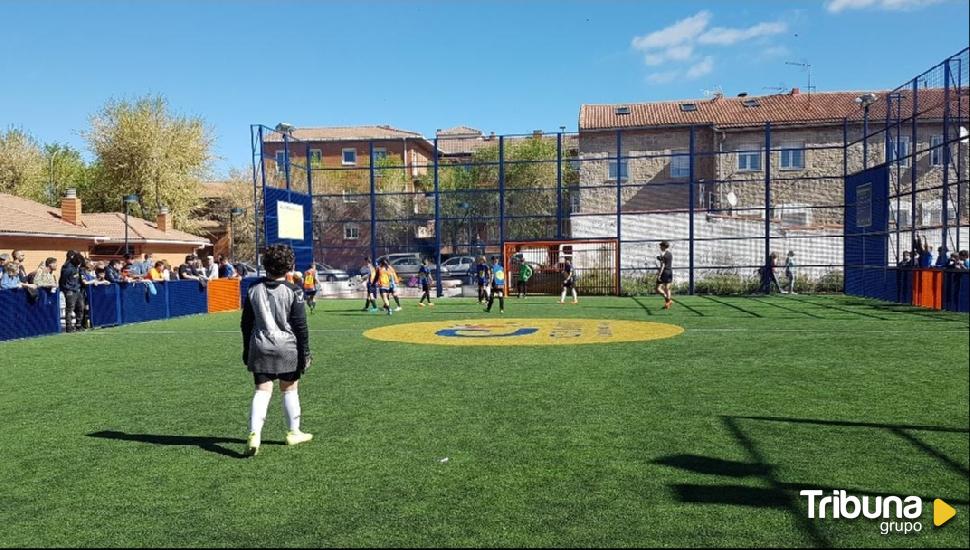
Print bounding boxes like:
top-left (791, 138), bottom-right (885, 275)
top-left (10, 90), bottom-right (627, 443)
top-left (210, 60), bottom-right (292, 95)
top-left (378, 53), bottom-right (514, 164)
top-left (421, 282), bottom-right (430, 292)
top-left (253, 370), bottom-right (301, 385)
top-left (658, 271), bottom-right (673, 284)
top-left (563, 280), bottom-right (573, 288)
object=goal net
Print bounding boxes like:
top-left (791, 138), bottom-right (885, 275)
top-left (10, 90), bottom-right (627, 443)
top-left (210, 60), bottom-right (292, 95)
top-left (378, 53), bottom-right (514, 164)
top-left (503, 239), bottom-right (620, 296)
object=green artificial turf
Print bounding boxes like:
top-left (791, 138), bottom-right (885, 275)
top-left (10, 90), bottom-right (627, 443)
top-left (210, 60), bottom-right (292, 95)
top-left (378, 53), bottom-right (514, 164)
top-left (1, 295), bottom-right (967, 548)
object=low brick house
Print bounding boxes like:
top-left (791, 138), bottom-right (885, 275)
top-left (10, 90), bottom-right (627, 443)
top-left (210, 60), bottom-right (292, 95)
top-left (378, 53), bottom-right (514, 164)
top-left (0, 191), bottom-right (207, 272)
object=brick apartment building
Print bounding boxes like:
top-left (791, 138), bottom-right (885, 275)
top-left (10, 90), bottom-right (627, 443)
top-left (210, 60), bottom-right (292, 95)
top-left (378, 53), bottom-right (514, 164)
top-left (577, 88), bottom-right (966, 229)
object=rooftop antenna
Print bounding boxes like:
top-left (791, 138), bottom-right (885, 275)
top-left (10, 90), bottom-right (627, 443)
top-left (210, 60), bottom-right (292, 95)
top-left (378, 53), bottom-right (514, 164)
top-left (762, 82), bottom-right (787, 94)
top-left (785, 60), bottom-right (817, 104)
top-left (702, 84), bottom-right (723, 99)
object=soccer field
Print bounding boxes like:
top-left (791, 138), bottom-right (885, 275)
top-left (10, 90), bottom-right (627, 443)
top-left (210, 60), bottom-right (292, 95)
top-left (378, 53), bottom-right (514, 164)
top-left (1, 295), bottom-right (967, 548)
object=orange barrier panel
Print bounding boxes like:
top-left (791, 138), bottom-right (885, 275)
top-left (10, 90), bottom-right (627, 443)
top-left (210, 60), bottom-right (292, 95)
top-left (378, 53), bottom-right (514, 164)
top-left (208, 278), bottom-right (241, 313)
top-left (912, 269), bottom-right (943, 310)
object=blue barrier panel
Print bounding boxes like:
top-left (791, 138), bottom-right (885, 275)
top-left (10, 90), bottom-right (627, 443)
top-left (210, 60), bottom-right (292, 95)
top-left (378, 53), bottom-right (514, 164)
top-left (239, 277), bottom-right (261, 305)
top-left (0, 288), bottom-right (60, 341)
top-left (87, 284), bottom-right (122, 327)
top-left (120, 282), bottom-right (170, 324)
top-left (943, 270), bottom-right (969, 313)
top-left (167, 280), bottom-right (208, 317)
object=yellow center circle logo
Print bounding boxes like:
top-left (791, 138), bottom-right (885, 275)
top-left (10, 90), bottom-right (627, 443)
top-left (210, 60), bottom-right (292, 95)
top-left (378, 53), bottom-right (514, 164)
top-left (363, 319), bottom-right (684, 346)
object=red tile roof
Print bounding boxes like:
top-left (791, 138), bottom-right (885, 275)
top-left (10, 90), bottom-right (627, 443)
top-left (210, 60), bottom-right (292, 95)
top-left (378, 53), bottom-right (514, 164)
top-left (580, 89), bottom-right (958, 130)
top-left (262, 125), bottom-right (427, 142)
top-left (0, 193), bottom-right (206, 245)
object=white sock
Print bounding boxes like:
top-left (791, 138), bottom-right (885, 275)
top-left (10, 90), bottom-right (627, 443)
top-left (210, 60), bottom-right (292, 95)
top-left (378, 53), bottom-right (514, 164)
top-left (560, 290), bottom-right (566, 302)
top-left (283, 390), bottom-right (302, 433)
top-left (571, 289), bottom-right (578, 301)
top-left (249, 390), bottom-right (272, 436)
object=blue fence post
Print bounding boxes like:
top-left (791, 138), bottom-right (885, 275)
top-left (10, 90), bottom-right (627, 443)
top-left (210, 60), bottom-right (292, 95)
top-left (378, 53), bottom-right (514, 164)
top-left (369, 141), bottom-right (377, 263)
top-left (688, 126), bottom-right (696, 295)
top-left (499, 136), bottom-right (506, 251)
top-left (433, 137), bottom-right (443, 298)
top-left (911, 79), bottom-right (919, 257)
top-left (616, 129), bottom-right (622, 295)
top-left (556, 131), bottom-right (563, 240)
top-left (306, 143), bottom-right (314, 267)
top-left (942, 59), bottom-right (951, 254)
top-left (257, 126), bottom-right (268, 268)
top-left (764, 122), bottom-right (771, 269)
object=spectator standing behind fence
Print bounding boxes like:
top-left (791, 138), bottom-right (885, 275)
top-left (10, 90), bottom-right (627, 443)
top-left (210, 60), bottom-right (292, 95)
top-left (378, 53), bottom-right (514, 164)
top-left (898, 251), bottom-right (913, 267)
top-left (11, 250), bottom-right (28, 282)
top-left (915, 236), bottom-right (934, 268)
top-left (105, 259), bottom-right (125, 284)
top-left (218, 256), bottom-right (237, 279)
top-left (205, 256), bottom-right (219, 280)
top-left (33, 257), bottom-right (58, 288)
top-left (59, 251), bottom-right (83, 333)
top-left (1, 262), bottom-right (23, 290)
top-left (935, 247), bottom-right (949, 268)
top-left (148, 261), bottom-right (166, 281)
top-left (960, 250), bottom-right (970, 269)
top-left (785, 250), bottom-right (797, 294)
top-left (760, 252), bottom-right (783, 294)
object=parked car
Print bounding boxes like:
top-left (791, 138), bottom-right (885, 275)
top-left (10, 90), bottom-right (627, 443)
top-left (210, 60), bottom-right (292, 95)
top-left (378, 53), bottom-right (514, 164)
top-left (388, 256), bottom-right (449, 277)
top-left (313, 263), bottom-right (350, 282)
top-left (441, 255), bottom-right (477, 278)
top-left (376, 253), bottom-right (423, 266)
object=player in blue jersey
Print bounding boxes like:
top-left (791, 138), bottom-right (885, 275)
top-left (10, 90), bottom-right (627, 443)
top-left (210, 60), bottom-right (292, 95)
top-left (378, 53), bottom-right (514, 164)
top-left (484, 256), bottom-right (506, 313)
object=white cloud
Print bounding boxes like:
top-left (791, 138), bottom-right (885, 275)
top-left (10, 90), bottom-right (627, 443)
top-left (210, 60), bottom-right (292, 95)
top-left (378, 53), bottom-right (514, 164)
top-left (825, 0), bottom-right (945, 13)
top-left (759, 45), bottom-right (791, 61)
top-left (698, 21), bottom-right (788, 45)
top-left (647, 71), bottom-right (680, 84)
top-left (632, 11), bottom-right (712, 50)
top-left (686, 57), bottom-right (715, 78)
top-left (631, 10), bottom-right (790, 85)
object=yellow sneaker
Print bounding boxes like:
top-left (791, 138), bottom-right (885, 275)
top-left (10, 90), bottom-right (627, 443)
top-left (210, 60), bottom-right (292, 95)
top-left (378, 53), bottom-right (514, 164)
top-left (285, 431), bottom-right (313, 446)
top-left (245, 432), bottom-right (260, 457)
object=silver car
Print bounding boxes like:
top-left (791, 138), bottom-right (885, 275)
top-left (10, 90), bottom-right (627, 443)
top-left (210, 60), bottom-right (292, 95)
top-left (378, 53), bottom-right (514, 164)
top-left (441, 255), bottom-right (477, 278)
top-left (388, 256), bottom-right (449, 277)
top-left (313, 263), bottom-right (350, 282)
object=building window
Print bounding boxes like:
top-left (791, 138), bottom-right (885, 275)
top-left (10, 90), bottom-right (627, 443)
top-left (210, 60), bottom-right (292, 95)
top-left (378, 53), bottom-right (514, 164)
top-left (343, 223), bottom-right (359, 240)
top-left (342, 189), bottom-right (358, 203)
top-left (888, 136), bottom-right (911, 167)
top-left (670, 149), bottom-right (689, 178)
top-left (737, 144), bottom-right (762, 172)
top-left (342, 148), bottom-right (357, 166)
top-left (779, 142), bottom-right (805, 170)
top-left (608, 160), bottom-right (628, 181)
top-left (930, 135), bottom-right (944, 167)
top-left (309, 149), bottom-right (322, 166)
top-left (274, 150), bottom-right (286, 173)
top-left (373, 148), bottom-right (387, 161)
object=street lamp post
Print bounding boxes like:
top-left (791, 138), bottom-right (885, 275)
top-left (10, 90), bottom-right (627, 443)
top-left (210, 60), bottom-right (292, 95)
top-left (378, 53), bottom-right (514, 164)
top-left (123, 194), bottom-right (139, 256)
top-left (229, 207), bottom-right (245, 262)
top-left (856, 93), bottom-right (878, 169)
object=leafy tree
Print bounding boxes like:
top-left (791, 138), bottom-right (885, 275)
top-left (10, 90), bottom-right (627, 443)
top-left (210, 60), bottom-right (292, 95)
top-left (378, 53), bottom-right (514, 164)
top-left (84, 95), bottom-right (211, 230)
top-left (44, 144), bottom-right (95, 207)
top-left (0, 128), bottom-right (46, 201)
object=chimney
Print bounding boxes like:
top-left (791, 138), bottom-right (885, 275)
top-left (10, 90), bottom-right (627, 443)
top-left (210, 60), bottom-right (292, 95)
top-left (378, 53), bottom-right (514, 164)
top-left (790, 87), bottom-right (800, 95)
top-left (532, 130), bottom-right (543, 139)
top-left (61, 188), bottom-right (82, 225)
top-left (157, 206), bottom-right (172, 232)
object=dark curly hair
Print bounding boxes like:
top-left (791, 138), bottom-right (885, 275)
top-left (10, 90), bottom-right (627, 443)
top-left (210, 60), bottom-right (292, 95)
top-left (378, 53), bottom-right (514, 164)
top-left (262, 245), bottom-right (295, 278)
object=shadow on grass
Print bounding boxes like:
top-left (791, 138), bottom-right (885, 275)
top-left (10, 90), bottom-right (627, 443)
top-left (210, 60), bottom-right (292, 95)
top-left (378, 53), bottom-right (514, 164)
top-left (653, 415), bottom-right (970, 547)
top-left (87, 430), bottom-right (282, 459)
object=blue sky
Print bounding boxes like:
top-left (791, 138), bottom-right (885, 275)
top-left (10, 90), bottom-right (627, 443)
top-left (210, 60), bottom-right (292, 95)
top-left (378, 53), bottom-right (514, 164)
top-left (0, 0), bottom-right (967, 177)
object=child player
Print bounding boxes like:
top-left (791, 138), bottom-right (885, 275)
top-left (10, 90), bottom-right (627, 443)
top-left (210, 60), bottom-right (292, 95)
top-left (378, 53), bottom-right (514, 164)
top-left (484, 255), bottom-right (506, 314)
top-left (303, 265), bottom-right (318, 314)
top-left (387, 261), bottom-right (403, 312)
top-left (656, 241), bottom-right (673, 310)
top-left (475, 256), bottom-right (490, 304)
top-left (559, 258), bottom-right (578, 304)
top-left (240, 244), bottom-right (313, 457)
top-left (418, 258), bottom-right (435, 307)
top-left (377, 259), bottom-right (394, 315)
top-left (361, 257), bottom-right (378, 313)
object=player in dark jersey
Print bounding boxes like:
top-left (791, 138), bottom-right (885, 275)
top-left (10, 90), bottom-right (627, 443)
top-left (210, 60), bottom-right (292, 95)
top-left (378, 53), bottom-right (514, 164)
top-left (656, 241), bottom-right (673, 310)
top-left (559, 259), bottom-right (578, 304)
top-left (475, 256), bottom-right (490, 304)
top-left (418, 258), bottom-right (434, 307)
top-left (361, 257), bottom-right (378, 313)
